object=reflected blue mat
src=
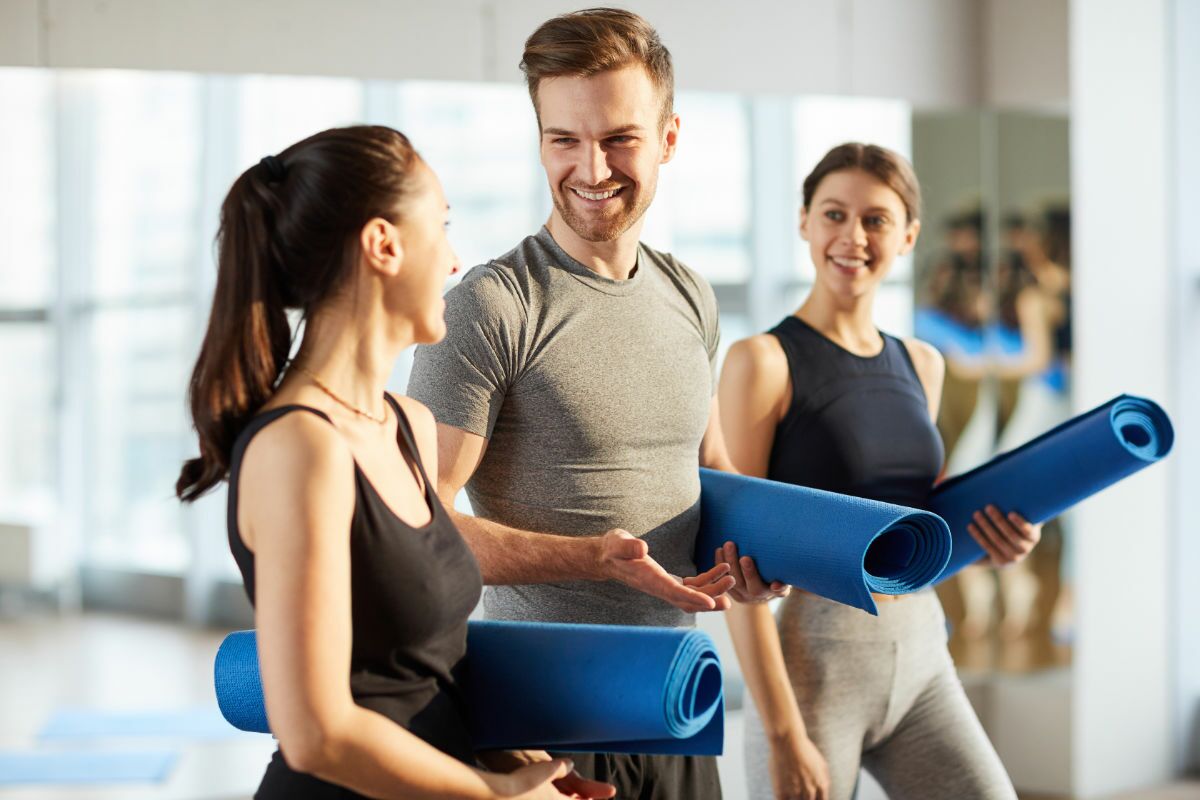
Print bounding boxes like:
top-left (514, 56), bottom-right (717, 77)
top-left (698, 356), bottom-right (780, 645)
top-left (214, 621), bottom-right (724, 756)
top-left (932, 394), bottom-right (1174, 580)
top-left (0, 750), bottom-right (177, 785)
top-left (694, 469), bottom-right (952, 615)
top-left (39, 708), bottom-right (248, 741)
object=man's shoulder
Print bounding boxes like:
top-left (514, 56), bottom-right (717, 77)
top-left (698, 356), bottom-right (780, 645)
top-left (450, 232), bottom-right (560, 308)
top-left (639, 241), bottom-right (716, 307)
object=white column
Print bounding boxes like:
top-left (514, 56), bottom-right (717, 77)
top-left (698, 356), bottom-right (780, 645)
top-left (1171, 0), bottom-right (1200, 776)
top-left (1070, 0), bottom-right (1175, 795)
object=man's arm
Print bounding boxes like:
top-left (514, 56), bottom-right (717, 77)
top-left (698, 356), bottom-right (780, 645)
top-left (699, 393), bottom-right (791, 604)
top-left (435, 422), bottom-right (734, 613)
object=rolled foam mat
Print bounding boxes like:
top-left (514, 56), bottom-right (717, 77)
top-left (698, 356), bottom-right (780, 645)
top-left (931, 394), bottom-right (1174, 581)
top-left (214, 620), bottom-right (724, 756)
top-left (694, 469), bottom-right (952, 615)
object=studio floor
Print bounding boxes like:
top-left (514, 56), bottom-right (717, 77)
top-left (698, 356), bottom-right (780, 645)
top-left (0, 612), bottom-right (1194, 800)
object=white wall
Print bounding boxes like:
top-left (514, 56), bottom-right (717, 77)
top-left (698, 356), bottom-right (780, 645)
top-left (1070, 0), bottom-right (1175, 794)
top-left (1172, 0), bottom-right (1200, 777)
top-left (0, 0), bottom-right (985, 106)
top-left (982, 0), bottom-right (1069, 110)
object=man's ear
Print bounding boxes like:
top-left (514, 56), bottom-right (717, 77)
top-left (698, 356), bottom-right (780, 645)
top-left (660, 112), bottom-right (680, 165)
top-left (360, 218), bottom-right (403, 277)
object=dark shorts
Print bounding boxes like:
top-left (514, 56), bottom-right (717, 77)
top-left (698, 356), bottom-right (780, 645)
top-left (551, 751), bottom-right (722, 800)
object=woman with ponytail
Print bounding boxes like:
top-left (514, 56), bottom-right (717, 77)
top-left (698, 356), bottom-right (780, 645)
top-left (179, 126), bottom-right (612, 800)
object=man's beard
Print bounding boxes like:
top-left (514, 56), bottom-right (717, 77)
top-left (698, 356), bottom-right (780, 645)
top-left (551, 181), bottom-right (656, 243)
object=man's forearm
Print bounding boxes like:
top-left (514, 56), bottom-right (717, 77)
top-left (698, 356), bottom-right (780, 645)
top-left (448, 508), bottom-right (605, 585)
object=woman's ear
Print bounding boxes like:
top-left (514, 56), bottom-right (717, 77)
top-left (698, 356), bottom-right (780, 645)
top-left (899, 218), bottom-right (922, 256)
top-left (360, 218), bottom-right (404, 277)
top-left (799, 207), bottom-right (810, 242)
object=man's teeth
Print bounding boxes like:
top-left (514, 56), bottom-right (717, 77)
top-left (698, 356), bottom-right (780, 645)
top-left (573, 188), bottom-right (620, 201)
top-left (832, 257), bottom-right (868, 268)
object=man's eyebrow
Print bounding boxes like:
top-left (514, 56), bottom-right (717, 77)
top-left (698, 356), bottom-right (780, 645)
top-left (540, 124), bottom-right (646, 136)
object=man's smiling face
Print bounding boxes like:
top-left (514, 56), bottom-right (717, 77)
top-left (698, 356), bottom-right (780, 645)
top-left (537, 64), bottom-right (678, 243)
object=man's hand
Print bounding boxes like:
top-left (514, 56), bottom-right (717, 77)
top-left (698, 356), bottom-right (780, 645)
top-left (715, 541), bottom-right (790, 604)
top-left (597, 530), bottom-right (735, 612)
top-left (968, 506), bottom-right (1042, 567)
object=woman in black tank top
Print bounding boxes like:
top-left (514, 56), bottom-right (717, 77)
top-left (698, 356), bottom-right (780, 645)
top-left (175, 127), bottom-right (606, 800)
top-left (716, 145), bottom-right (1044, 800)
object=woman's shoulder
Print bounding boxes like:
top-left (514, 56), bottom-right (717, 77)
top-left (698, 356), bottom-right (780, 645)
top-left (241, 405), bottom-right (351, 483)
top-left (722, 333), bottom-right (791, 401)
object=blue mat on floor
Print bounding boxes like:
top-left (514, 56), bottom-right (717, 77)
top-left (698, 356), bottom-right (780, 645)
top-left (214, 621), bottom-right (724, 755)
top-left (694, 469), bottom-right (952, 614)
top-left (39, 708), bottom-right (248, 741)
top-left (931, 394), bottom-right (1174, 581)
top-left (0, 750), bottom-right (178, 785)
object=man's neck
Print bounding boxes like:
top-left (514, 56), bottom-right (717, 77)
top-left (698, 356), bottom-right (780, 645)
top-left (546, 214), bottom-right (642, 281)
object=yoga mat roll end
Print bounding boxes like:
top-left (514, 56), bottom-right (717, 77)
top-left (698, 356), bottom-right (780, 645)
top-left (213, 630), bottom-right (270, 734)
top-left (1110, 395), bottom-right (1173, 461)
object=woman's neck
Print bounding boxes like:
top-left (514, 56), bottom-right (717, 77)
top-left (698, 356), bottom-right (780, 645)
top-left (290, 302), bottom-right (410, 416)
top-left (795, 286), bottom-right (883, 355)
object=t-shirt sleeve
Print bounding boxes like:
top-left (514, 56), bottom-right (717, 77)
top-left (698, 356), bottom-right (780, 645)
top-left (407, 265), bottom-right (525, 438)
top-left (698, 276), bottom-right (721, 386)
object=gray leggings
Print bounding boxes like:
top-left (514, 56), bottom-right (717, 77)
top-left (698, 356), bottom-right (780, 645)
top-left (744, 591), bottom-right (1016, 800)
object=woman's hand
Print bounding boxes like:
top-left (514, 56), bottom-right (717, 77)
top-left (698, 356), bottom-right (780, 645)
top-left (477, 751), bottom-right (615, 799)
top-left (968, 506), bottom-right (1042, 567)
top-left (716, 541), bottom-right (791, 604)
top-left (769, 730), bottom-right (830, 800)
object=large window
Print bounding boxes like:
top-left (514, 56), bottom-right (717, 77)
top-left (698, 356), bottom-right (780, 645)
top-left (0, 69), bottom-right (56, 519)
top-left (0, 67), bottom-right (911, 612)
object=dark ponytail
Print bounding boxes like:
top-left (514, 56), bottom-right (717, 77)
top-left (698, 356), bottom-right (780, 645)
top-left (177, 126), bottom-right (421, 502)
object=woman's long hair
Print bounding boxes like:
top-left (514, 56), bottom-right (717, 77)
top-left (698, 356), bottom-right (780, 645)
top-left (177, 125), bottom-right (421, 502)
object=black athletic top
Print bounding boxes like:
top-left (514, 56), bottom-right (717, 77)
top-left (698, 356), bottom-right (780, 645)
top-left (766, 316), bottom-right (944, 509)
top-left (228, 395), bottom-right (483, 799)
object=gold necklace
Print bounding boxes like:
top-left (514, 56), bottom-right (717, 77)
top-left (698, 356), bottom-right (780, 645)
top-left (290, 364), bottom-right (388, 424)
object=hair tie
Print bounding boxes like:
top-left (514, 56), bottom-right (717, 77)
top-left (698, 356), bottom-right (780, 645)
top-left (259, 155), bottom-right (286, 183)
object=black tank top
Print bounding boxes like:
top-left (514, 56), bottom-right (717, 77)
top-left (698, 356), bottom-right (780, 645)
top-left (227, 395), bottom-right (483, 798)
top-left (766, 316), bottom-right (944, 509)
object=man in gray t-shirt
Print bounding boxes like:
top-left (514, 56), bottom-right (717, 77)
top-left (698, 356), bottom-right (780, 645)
top-left (409, 8), bottom-right (788, 799)
top-left (411, 225), bottom-right (721, 627)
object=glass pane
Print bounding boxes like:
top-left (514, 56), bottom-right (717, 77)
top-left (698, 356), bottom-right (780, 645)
top-left (0, 69), bottom-right (55, 307)
top-left (0, 325), bottom-right (56, 512)
top-left (644, 93), bottom-right (753, 284)
top-left (236, 75), bottom-right (365, 168)
top-left (87, 71), bottom-right (203, 301)
top-left (793, 97), bottom-right (913, 282)
top-left (396, 82), bottom-right (541, 274)
top-left (84, 306), bottom-right (192, 572)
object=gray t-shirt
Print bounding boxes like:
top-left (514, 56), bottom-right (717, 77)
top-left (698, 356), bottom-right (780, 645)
top-left (408, 227), bottom-right (720, 628)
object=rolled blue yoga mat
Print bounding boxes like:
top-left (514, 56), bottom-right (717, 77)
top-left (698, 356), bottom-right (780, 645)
top-left (214, 620), bottom-right (724, 756)
top-left (694, 469), bottom-right (952, 615)
top-left (931, 394), bottom-right (1173, 581)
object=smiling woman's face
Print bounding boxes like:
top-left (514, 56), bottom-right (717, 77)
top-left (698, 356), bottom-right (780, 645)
top-left (801, 168), bottom-right (920, 299)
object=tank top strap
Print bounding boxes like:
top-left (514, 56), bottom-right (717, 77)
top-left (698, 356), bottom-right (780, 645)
top-left (881, 332), bottom-right (926, 392)
top-left (383, 394), bottom-right (433, 489)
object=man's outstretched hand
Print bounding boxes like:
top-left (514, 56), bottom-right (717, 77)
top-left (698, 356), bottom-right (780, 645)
top-left (597, 529), bottom-right (735, 612)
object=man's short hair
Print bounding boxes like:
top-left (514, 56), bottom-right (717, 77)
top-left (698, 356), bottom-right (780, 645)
top-left (520, 7), bottom-right (675, 129)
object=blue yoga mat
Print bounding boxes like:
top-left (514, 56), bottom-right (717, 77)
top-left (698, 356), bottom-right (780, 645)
top-left (931, 394), bottom-right (1174, 580)
top-left (39, 708), bottom-right (248, 741)
top-left (694, 469), bottom-right (952, 615)
top-left (0, 750), bottom-right (178, 785)
top-left (214, 620), bottom-right (724, 756)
